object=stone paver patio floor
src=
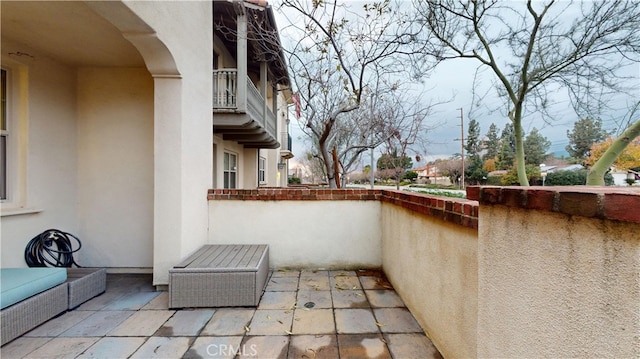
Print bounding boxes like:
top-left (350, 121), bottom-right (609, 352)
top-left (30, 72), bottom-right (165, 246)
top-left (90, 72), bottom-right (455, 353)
top-left (1, 270), bottom-right (442, 358)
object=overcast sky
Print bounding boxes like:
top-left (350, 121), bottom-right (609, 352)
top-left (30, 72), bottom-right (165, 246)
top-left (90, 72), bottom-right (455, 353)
top-left (271, 0), bottom-right (639, 166)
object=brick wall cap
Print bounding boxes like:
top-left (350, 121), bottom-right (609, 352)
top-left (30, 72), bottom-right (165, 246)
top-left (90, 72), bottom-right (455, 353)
top-left (467, 186), bottom-right (640, 223)
top-left (209, 188), bottom-right (478, 229)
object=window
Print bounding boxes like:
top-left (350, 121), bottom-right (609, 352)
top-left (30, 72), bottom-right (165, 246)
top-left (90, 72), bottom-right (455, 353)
top-left (1, 69), bottom-right (7, 200)
top-left (223, 151), bottom-right (237, 189)
top-left (1, 63), bottom-right (32, 214)
top-left (258, 157), bottom-right (266, 183)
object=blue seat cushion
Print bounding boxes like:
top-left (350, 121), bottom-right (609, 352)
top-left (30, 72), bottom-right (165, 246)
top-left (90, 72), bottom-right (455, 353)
top-left (1, 268), bottom-right (67, 310)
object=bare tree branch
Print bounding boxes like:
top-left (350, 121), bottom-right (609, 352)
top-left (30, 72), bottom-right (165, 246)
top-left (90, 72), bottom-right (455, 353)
top-left (416, 0), bottom-right (640, 185)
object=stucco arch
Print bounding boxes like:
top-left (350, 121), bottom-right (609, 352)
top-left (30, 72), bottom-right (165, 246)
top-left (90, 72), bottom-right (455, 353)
top-left (84, 1), bottom-right (180, 78)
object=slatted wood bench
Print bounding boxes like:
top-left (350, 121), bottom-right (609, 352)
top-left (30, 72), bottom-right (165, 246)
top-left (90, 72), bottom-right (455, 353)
top-left (168, 244), bottom-right (269, 308)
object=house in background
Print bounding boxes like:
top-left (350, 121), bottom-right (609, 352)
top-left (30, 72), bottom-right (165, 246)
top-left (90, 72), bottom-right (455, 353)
top-left (213, 0), bottom-right (293, 189)
top-left (0, 0), bottom-right (291, 286)
top-left (412, 164), bottom-right (451, 185)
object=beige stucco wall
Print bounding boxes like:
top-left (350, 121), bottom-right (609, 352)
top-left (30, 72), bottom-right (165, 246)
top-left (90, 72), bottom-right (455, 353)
top-left (208, 200), bottom-right (383, 269)
top-left (121, 1), bottom-right (213, 285)
top-left (243, 148), bottom-right (258, 188)
top-left (478, 205), bottom-right (640, 358)
top-left (1, 41), bottom-right (79, 266)
top-left (77, 67), bottom-right (153, 268)
top-left (381, 203), bottom-right (478, 359)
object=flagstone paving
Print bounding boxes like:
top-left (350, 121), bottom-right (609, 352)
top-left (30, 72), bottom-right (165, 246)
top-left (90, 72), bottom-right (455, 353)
top-left (1, 270), bottom-right (442, 358)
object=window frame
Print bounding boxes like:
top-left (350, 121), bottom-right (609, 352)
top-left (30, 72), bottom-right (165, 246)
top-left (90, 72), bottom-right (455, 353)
top-left (1, 68), bottom-right (7, 201)
top-left (258, 156), bottom-right (266, 184)
top-left (223, 151), bottom-right (237, 189)
top-left (0, 63), bottom-right (37, 215)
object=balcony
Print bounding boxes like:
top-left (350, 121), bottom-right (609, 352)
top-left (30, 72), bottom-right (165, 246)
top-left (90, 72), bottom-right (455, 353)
top-left (280, 132), bottom-right (293, 159)
top-left (213, 69), bottom-right (279, 149)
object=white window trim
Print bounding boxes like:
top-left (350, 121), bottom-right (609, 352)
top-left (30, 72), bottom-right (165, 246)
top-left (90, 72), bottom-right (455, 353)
top-left (0, 62), bottom-right (37, 216)
top-left (223, 151), bottom-right (238, 189)
top-left (1, 68), bottom-right (7, 201)
top-left (258, 156), bottom-right (266, 184)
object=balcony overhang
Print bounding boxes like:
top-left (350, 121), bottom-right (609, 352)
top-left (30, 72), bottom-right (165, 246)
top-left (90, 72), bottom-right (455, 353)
top-left (280, 150), bottom-right (294, 160)
top-left (213, 113), bottom-right (279, 149)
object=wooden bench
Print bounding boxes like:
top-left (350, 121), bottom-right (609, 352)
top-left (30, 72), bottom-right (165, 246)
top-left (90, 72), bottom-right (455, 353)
top-left (168, 244), bottom-right (269, 308)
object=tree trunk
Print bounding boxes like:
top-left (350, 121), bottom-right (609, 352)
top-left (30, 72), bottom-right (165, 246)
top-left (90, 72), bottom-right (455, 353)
top-left (511, 107), bottom-right (530, 186)
top-left (332, 146), bottom-right (341, 188)
top-left (586, 120), bottom-right (640, 185)
top-left (318, 118), bottom-right (337, 188)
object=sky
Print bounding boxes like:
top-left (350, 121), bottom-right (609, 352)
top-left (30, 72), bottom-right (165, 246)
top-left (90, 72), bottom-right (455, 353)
top-left (271, 0), bottom-right (640, 167)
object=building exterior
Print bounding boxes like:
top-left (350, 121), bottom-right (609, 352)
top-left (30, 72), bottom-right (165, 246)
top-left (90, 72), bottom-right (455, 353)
top-left (213, 0), bottom-right (293, 189)
top-left (1, 0), bottom-right (291, 286)
top-left (412, 164), bottom-right (451, 185)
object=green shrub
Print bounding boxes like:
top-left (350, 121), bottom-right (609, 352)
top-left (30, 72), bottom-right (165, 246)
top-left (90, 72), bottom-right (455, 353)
top-left (486, 175), bottom-right (503, 186)
top-left (501, 165), bottom-right (541, 186)
top-left (545, 169), bottom-right (614, 186)
top-left (404, 171), bottom-right (418, 181)
top-left (288, 176), bottom-right (301, 185)
top-left (545, 170), bottom-right (585, 185)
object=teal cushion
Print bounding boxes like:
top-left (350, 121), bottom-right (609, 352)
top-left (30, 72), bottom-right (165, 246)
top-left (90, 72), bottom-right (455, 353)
top-left (1, 268), bottom-right (67, 309)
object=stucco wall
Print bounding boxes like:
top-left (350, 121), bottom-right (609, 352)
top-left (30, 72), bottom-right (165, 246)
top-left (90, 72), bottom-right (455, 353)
top-left (1, 40), bottom-right (79, 267)
top-left (207, 188), bottom-right (479, 357)
top-left (477, 205), bottom-right (640, 358)
top-left (77, 67), bottom-right (153, 268)
top-left (122, 1), bottom-right (213, 285)
top-left (381, 203), bottom-right (478, 359)
top-left (208, 200), bottom-right (383, 269)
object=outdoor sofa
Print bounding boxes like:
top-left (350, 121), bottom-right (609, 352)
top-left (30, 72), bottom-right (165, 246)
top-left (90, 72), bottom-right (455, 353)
top-left (0, 267), bottom-right (106, 346)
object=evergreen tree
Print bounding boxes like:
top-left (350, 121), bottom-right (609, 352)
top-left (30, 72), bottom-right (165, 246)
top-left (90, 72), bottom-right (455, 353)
top-left (566, 118), bottom-right (609, 160)
top-left (497, 123), bottom-right (517, 170)
top-left (483, 123), bottom-right (500, 161)
top-left (524, 128), bottom-right (552, 165)
top-left (465, 119), bottom-right (486, 183)
top-left (465, 119), bottom-right (482, 158)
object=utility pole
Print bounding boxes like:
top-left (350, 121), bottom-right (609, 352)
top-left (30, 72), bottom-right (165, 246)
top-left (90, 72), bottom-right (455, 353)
top-left (455, 108), bottom-right (465, 190)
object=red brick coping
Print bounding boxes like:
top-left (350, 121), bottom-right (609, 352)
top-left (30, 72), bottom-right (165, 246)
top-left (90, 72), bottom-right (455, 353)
top-left (208, 188), bottom-right (479, 229)
top-left (466, 186), bottom-right (640, 224)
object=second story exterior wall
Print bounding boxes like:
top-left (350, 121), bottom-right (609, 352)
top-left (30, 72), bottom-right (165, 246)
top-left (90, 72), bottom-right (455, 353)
top-left (212, 0), bottom-right (293, 189)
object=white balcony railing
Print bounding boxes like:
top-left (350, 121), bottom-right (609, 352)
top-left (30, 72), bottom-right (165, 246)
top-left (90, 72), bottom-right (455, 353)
top-left (213, 69), bottom-right (277, 141)
top-left (280, 132), bottom-right (292, 152)
top-left (213, 70), bottom-right (237, 108)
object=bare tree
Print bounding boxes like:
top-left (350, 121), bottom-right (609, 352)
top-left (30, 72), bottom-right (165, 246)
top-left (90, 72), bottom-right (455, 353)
top-left (280, 0), bottom-right (434, 188)
top-left (416, 0), bottom-right (640, 185)
top-left (297, 150), bottom-right (327, 185)
top-left (378, 90), bottom-right (437, 189)
top-left (438, 156), bottom-right (465, 188)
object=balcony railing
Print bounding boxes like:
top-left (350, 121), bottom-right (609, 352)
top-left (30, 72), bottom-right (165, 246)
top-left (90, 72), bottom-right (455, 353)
top-left (280, 133), bottom-right (292, 152)
top-left (246, 78), bottom-right (276, 137)
top-left (279, 132), bottom-right (293, 159)
top-left (213, 70), bottom-right (237, 108)
top-left (213, 69), bottom-right (278, 147)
